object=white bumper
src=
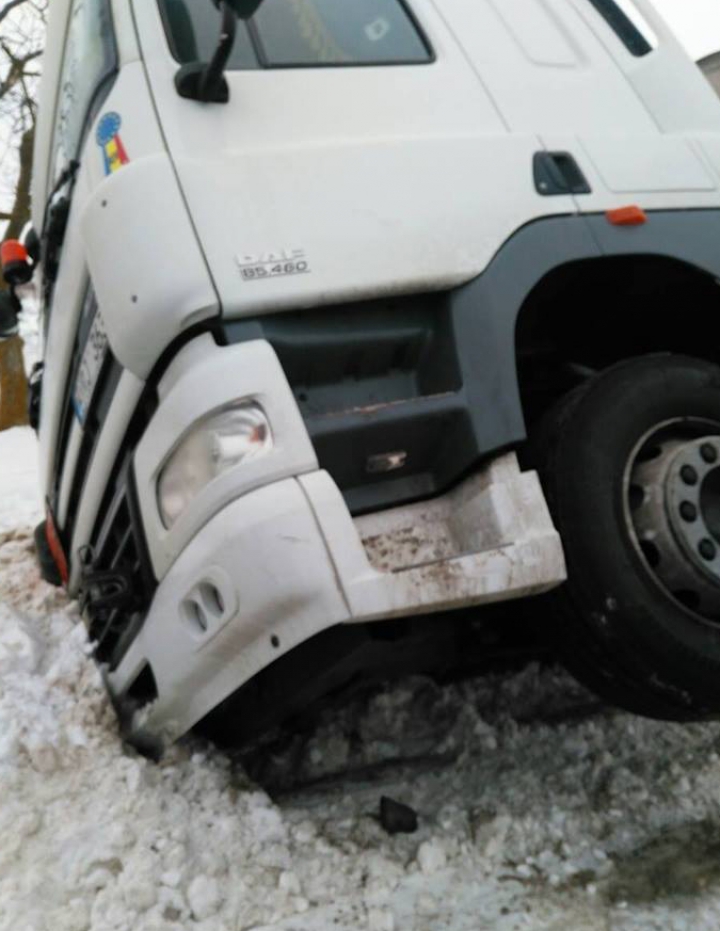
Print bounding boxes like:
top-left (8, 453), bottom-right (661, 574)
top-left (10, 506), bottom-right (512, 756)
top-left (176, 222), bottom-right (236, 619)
top-left (107, 454), bottom-right (566, 744)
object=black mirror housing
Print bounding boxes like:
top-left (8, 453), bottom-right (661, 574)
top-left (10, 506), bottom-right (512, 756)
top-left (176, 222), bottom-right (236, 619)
top-left (219, 0), bottom-right (264, 19)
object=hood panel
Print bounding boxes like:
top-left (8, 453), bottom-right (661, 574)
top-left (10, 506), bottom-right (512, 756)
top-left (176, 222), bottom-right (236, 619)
top-left (172, 133), bottom-right (555, 317)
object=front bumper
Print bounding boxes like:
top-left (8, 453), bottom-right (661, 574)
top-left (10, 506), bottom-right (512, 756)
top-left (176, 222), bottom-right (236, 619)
top-left (107, 452), bottom-right (566, 745)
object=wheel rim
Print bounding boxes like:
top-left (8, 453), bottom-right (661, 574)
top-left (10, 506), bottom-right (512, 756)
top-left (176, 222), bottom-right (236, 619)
top-left (623, 418), bottom-right (720, 624)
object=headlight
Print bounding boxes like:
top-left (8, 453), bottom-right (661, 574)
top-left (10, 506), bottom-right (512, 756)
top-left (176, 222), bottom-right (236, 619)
top-left (157, 401), bottom-right (273, 529)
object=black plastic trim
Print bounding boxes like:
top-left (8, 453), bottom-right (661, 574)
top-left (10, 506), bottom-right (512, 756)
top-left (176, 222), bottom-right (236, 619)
top-left (226, 294), bottom-right (482, 514)
top-left (52, 283), bottom-right (100, 513)
top-left (62, 354), bottom-right (124, 548)
top-left (585, 0), bottom-right (653, 57)
top-left (534, 152), bottom-right (591, 196)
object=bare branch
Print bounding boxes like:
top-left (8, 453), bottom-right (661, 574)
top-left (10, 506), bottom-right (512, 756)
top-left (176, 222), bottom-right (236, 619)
top-left (0, 0), bottom-right (31, 27)
top-left (1, 0), bottom-right (45, 237)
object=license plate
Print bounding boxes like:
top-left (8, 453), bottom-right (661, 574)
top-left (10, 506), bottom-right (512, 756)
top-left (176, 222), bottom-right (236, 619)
top-left (73, 312), bottom-right (109, 425)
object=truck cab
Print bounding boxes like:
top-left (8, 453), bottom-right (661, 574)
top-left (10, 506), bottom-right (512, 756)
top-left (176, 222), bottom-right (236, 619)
top-left (17, 0), bottom-right (720, 747)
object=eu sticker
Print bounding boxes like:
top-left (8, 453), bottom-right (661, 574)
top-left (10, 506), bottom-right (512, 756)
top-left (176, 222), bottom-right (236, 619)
top-left (96, 112), bottom-right (130, 176)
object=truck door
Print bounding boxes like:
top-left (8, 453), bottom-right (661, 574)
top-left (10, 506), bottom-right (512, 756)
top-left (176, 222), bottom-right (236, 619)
top-left (433, 0), bottom-right (719, 213)
top-left (566, 0), bottom-right (720, 203)
top-left (134, 0), bottom-right (577, 318)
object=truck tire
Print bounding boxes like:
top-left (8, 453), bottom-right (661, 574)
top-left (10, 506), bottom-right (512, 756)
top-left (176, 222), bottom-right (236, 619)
top-left (528, 354), bottom-right (720, 720)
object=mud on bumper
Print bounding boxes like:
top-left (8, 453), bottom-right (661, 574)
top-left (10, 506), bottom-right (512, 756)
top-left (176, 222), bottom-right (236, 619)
top-left (107, 452), bottom-right (566, 747)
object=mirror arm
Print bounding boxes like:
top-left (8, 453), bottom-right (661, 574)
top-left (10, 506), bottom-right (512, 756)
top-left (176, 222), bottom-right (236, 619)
top-left (175, 0), bottom-right (237, 104)
top-left (201, 3), bottom-right (237, 101)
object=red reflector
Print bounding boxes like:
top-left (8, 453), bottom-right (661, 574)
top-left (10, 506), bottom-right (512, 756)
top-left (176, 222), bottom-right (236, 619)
top-left (46, 510), bottom-right (69, 586)
top-left (606, 206), bottom-right (648, 227)
top-left (0, 239), bottom-right (29, 269)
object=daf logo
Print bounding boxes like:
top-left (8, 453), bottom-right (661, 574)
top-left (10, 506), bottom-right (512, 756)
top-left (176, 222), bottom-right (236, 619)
top-left (236, 249), bottom-right (306, 267)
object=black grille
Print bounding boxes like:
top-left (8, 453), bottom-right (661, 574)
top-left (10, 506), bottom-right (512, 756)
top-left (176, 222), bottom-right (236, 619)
top-left (58, 320), bottom-right (216, 670)
top-left (83, 457), bottom-right (157, 669)
top-left (225, 292), bottom-right (487, 514)
top-left (85, 489), bottom-right (142, 664)
top-left (83, 383), bottom-right (158, 669)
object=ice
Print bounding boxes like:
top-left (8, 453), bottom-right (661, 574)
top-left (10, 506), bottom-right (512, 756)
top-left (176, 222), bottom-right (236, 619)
top-left (416, 839), bottom-right (448, 875)
top-left (186, 876), bottom-right (222, 921)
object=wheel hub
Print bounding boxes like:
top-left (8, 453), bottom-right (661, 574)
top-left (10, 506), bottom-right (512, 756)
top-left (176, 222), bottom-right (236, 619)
top-left (628, 432), bottom-right (720, 620)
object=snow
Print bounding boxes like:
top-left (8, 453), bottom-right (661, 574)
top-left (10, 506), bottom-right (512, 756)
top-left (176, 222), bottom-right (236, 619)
top-left (4, 422), bottom-right (720, 929)
top-left (0, 428), bottom-right (41, 532)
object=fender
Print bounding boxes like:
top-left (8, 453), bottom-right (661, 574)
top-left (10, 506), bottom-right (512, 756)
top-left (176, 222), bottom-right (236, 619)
top-left (452, 208), bottom-right (720, 453)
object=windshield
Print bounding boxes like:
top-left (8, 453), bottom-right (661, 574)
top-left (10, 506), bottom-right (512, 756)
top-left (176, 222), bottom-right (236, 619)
top-left (158, 0), bottom-right (432, 68)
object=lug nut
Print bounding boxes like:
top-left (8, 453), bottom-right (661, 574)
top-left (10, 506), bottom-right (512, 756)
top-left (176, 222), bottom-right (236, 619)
top-left (681, 465), bottom-right (699, 486)
top-left (701, 443), bottom-right (719, 464)
top-left (699, 539), bottom-right (717, 562)
top-left (680, 501), bottom-right (698, 522)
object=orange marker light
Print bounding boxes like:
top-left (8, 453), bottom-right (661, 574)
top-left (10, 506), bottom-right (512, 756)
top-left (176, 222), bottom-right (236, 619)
top-left (0, 239), bottom-right (28, 267)
top-left (1, 239), bottom-right (32, 286)
top-left (606, 205), bottom-right (648, 227)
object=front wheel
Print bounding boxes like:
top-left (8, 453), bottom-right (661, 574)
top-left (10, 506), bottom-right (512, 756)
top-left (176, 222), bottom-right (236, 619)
top-left (528, 354), bottom-right (720, 720)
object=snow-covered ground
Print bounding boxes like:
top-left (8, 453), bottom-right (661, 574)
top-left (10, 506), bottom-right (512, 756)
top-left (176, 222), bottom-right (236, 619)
top-left (3, 426), bottom-right (720, 931)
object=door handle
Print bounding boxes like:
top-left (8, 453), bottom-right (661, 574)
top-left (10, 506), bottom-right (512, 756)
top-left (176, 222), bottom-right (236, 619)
top-left (534, 151), bottom-right (592, 196)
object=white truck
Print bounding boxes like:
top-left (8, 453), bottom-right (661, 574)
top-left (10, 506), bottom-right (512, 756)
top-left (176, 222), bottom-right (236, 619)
top-left (4, 0), bottom-right (720, 749)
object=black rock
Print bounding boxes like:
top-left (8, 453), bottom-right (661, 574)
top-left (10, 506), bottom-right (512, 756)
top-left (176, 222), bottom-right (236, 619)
top-left (380, 796), bottom-right (419, 835)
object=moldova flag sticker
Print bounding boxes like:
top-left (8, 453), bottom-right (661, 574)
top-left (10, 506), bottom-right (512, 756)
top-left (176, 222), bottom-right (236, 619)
top-left (96, 112), bottom-right (130, 176)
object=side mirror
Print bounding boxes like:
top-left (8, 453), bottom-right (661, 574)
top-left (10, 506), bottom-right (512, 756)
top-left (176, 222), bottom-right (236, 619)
top-left (176, 0), bottom-right (264, 104)
top-left (222, 0), bottom-right (264, 18)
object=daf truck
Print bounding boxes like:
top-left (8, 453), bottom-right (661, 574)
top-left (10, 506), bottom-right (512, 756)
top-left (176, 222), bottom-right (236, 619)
top-left (5, 0), bottom-right (720, 748)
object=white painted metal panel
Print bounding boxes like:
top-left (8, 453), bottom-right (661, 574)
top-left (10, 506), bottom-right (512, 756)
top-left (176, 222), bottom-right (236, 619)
top-left (580, 134), bottom-right (716, 193)
top-left (133, 0), bottom-right (576, 318)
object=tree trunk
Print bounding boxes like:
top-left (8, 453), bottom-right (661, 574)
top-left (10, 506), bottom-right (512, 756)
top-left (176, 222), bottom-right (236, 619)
top-left (4, 126), bottom-right (34, 241)
top-left (0, 126), bottom-right (34, 431)
top-left (0, 336), bottom-right (28, 430)
top-left (0, 1), bottom-right (44, 431)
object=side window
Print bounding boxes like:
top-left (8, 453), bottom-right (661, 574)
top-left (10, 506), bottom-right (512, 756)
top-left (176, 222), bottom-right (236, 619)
top-left (584, 0), bottom-right (657, 57)
top-left (252, 0), bottom-right (432, 66)
top-left (51, 0), bottom-right (117, 182)
top-left (158, 0), bottom-right (432, 69)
